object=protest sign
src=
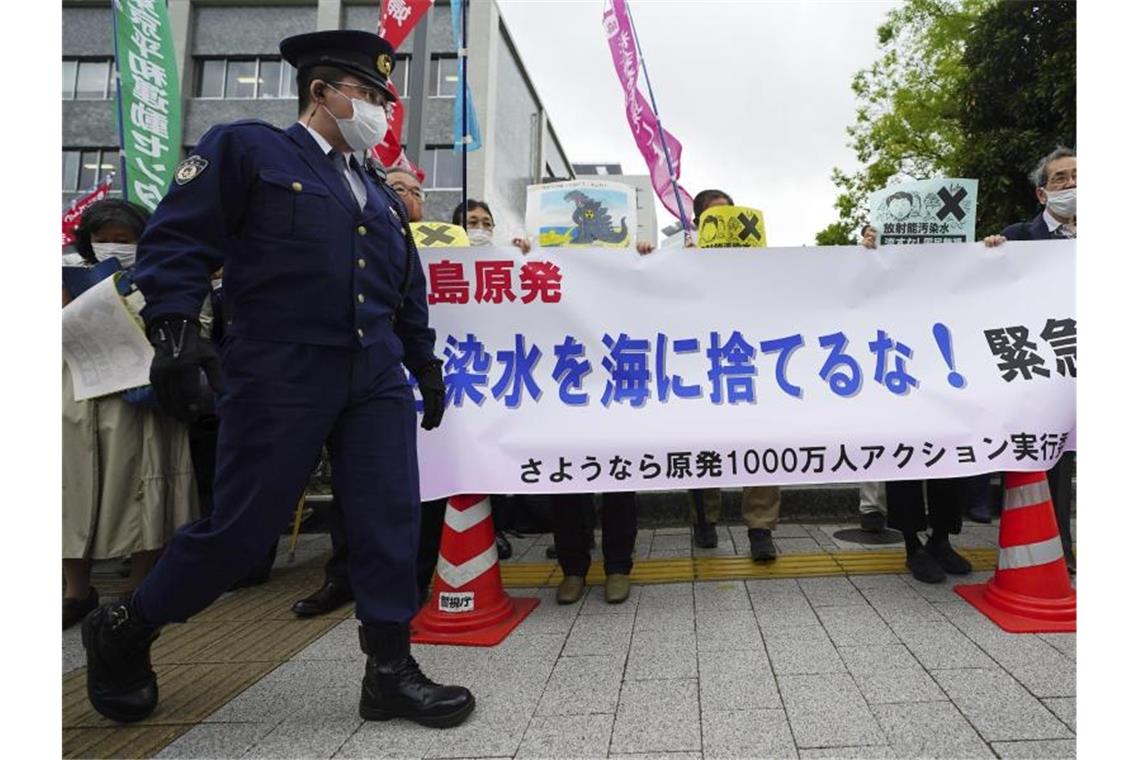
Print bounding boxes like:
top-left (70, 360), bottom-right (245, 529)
top-left (868, 178), bottom-right (978, 244)
top-left (414, 241), bottom-right (1075, 500)
top-left (697, 206), bottom-right (766, 248)
top-left (412, 222), bottom-right (470, 248)
top-left (62, 273), bottom-right (153, 401)
top-left (62, 175), bottom-right (114, 247)
top-left (526, 179), bottom-right (637, 248)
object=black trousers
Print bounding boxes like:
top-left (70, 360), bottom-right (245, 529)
top-left (1046, 452), bottom-right (1076, 564)
top-left (552, 492), bottom-right (637, 577)
top-left (886, 478), bottom-right (966, 535)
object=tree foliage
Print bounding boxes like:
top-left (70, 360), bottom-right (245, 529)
top-left (817, 0), bottom-right (1076, 243)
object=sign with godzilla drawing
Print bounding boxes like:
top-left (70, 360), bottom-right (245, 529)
top-left (526, 179), bottom-right (638, 248)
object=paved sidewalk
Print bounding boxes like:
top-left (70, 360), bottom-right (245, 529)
top-left (63, 523), bottom-right (1076, 759)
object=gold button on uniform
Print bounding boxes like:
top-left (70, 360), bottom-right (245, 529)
top-left (291, 181), bottom-right (303, 193)
top-left (357, 328), bottom-right (364, 339)
top-left (357, 293), bottom-right (365, 304)
top-left (357, 258), bottom-right (367, 269)
top-left (357, 225), bottom-right (367, 236)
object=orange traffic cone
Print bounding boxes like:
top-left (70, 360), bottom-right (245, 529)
top-left (411, 494), bottom-right (539, 646)
top-left (955, 471), bottom-right (1075, 633)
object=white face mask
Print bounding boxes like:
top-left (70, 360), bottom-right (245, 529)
top-left (1045, 187), bottom-right (1076, 219)
top-left (323, 85), bottom-right (389, 153)
top-left (467, 228), bottom-right (493, 247)
top-left (91, 242), bottom-right (137, 267)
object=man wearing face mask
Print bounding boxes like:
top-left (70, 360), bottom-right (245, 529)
top-left (80, 31), bottom-right (473, 728)
top-left (982, 146), bottom-right (1077, 573)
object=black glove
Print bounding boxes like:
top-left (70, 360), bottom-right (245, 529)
top-left (414, 360), bottom-right (446, 431)
top-left (146, 316), bottom-right (223, 422)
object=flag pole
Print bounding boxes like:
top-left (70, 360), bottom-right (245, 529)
top-left (461, 0), bottom-right (469, 218)
top-left (624, 1), bottom-right (690, 235)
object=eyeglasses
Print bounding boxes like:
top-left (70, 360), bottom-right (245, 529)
top-left (1044, 170), bottom-right (1076, 190)
top-left (389, 184), bottom-right (424, 200)
top-left (328, 81), bottom-right (390, 108)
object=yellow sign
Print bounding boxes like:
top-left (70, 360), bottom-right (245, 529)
top-left (411, 222), bottom-right (470, 248)
top-left (696, 206), bottom-right (766, 248)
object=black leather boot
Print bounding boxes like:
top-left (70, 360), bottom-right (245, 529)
top-left (81, 601), bottom-right (162, 723)
top-left (358, 623), bottom-right (475, 728)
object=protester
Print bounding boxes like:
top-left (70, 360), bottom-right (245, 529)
top-left (684, 189), bottom-right (780, 561)
top-left (983, 145), bottom-right (1077, 573)
top-left (81, 30), bottom-right (474, 728)
top-left (62, 199), bottom-right (199, 630)
top-left (553, 493), bottom-right (637, 604)
top-left (452, 198), bottom-right (531, 253)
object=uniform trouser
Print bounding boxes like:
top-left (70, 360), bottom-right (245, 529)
top-left (885, 478), bottom-right (965, 536)
top-left (323, 496), bottom-right (444, 600)
top-left (552, 493), bottom-right (637, 577)
top-left (1046, 452), bottom-right (1076, 564)
top-left (134, 338), bottom-right (421, 627)
top-left (687, 487), bottom-right (781, 530)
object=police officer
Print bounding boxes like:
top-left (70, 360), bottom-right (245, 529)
top-left (80, 30), bottom-right (475, 729)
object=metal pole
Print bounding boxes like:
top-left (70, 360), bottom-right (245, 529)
top-left (625, 2), bottom-right (689, 234)
top-left (405, 12), bottom-right (432, 169)
top-left (461, 0), bottom-right (469, 215)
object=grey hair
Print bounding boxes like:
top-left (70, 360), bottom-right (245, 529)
top-left (1030, 146), bottom-right (1075, 188)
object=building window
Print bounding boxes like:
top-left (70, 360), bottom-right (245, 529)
top-left (429, 54), bottom-right (459, 98)
top-left (63, 58), bottom-right (113, 100)
top-left (194, 57), bottom-right (297, 99)
top-left (388, 54), bottom-right (411, 95)
top-left (63, 148), bottom-right (119, 192)
top-left (423, 145), bottom-right (462, 190)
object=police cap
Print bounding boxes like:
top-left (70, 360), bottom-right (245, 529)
top-left (280, 30), bottom-right (396, 94)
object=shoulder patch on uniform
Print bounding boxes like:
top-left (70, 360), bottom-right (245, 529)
top-left (175, 155), bottom-right (208, 185)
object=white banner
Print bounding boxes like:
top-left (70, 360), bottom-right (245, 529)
top-left (414, 241), bottom-right (1075, 500)
top-left (62, 274), bottom-right (153, 401)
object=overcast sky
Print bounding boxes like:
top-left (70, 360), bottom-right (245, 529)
top-left (496, 0), bottom-right (901, 246)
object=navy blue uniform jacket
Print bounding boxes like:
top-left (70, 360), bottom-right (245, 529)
top-left (133, 120), bottom-right (435, 372)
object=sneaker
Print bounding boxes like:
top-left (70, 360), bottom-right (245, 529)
top-left (859, 512), bottom-right (886, 533)
top-left (748, 529), bottom-right (777, 562)
top-left (906, 547), bottom-right (947, 584)
top-left (693, 521), bottom-right (718, 548)
top-left (925, 538), bottom-right (972, 575)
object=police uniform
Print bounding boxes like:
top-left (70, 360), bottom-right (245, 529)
top-left (82, 30), bottom-right (473, 729)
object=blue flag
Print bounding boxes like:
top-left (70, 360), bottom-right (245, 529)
top-left (450, 0), bottom-right (482, 153)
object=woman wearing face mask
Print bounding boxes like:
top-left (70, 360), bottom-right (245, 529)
top-left (451, 199), bottom-right (531, 253)
top-left (62, 199), bottom-right (200, 629)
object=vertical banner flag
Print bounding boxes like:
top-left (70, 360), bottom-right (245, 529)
top-left (451, 0), bottom-right (482, 152)
top-left (62, 174), bottom-right (115, 247)
top-left (372, 1), bottom-right (427, 183)
top-left (602, 0), bottom-right (693, 225)
top-left (112, 0), bottom-right (183, 212)
top-left (379, 0), bottom-right (432, 49)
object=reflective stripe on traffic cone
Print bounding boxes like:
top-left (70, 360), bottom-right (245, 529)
top-left (411, 494), bottom-right (539, 646)
top-left (955, 471), bottom-right (1076, 633)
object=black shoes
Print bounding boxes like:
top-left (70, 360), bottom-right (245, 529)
top-left (967, 504), bottom-right (993, 524)
top-left (693, 521), bottom-right (718, 548)
top-left (860, 512), bottom-right (886, 533)
top-left (292, 579), bottom-right (354, 618)
top-left (748, 529), bottom-right (777, 562)
top-left (925, 538), bottom-right (973, 575)
top-left (906, 547), bottom-right (946, 584)
top-left (495, 531), bottom-right (513, 560)
top-left (81, 601), bottom-right (161, 723)
top-left (358, 624), bottom-right (475, 728)
top-left (64, 587), bottom-right (99, 630)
